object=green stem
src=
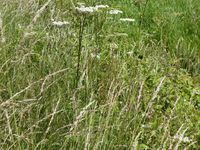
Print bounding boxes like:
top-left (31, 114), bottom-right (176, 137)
top-left (76, 16), bottom-right (85, 88)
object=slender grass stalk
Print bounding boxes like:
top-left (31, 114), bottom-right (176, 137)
top-left (0, 0), bottom-right (199, 149)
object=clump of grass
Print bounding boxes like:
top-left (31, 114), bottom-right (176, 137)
top-left (0, 0), bottom-right (200, 149)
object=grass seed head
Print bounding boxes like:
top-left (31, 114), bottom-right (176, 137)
top-left (0, 12), bottom-right (5, 43)
top-left (0, 13), bottom-right (2, 30)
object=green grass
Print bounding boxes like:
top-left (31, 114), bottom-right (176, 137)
top-left (0, 0), bottom-right (200, 149)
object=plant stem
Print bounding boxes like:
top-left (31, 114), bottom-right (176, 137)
top-left (76, 16), bottom-right (85, 88)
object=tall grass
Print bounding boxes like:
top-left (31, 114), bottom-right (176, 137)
top-left (0, 0), bottom-right (200, 149)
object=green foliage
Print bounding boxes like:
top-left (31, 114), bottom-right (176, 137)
top-left (0, 0), bottom-right (199, 149)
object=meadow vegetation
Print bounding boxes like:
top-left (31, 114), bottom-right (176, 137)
top-left (0, 0), bottom-right (200, 149)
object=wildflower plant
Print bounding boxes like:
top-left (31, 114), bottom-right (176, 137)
top-left (73, 4), bottom-right (95, 87)
top-left (73, 4), bottom-right (109, 87)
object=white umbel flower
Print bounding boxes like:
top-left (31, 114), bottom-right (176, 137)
top-left (76, 6), bottom-right (97, 14)
top-left (120, 18), bottom-right (135, 22)
top-left (108, 9), bottom-right (123, 15)
top-left (52, 21), bottom-right (70, 27)
top-left (95, 5), bottom-right (109, 9)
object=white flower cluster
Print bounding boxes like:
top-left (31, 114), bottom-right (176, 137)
top-left (52, 21), bottom-right (70, 27)
top-left (120, 18), bottom-right (135, 22)
top-left (76, 6), bottom-right (97, 14)
top-left (107, 9), bottom-right (135, 23)
top-left (108, 9), bottom-right (123, 15)
top-left (76, 4), bottom-right (109, 14)
top-left (75, 2), bottom-right (135, 24)
top-left (95, 5), bottom-right (109, 9)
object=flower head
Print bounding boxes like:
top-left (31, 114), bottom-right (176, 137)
top-left (120, 18), bottom-right (135, 22)
top-left (76, 6), bottom-right (97, 14)
top-left (95, 5), bottom-right (109, 9)
top-left (52, 21), bottom-right (70, 27)
top-left (108, 9), bottom-right (123, 15)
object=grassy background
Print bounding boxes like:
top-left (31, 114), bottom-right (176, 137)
top-left (0, 0), bottom-right (200, 149)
